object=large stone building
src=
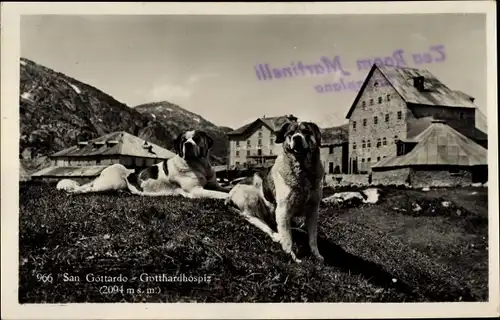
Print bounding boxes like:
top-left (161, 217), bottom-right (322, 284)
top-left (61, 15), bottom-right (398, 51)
top-left (345, 64), bottom-right (487, 174)
top-left (31, 131), bottom-right (176, 182)
top-left (226, 115), bottom-right (297, 168)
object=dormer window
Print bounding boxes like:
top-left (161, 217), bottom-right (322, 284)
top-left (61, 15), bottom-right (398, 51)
top-left (413, 76), bottom-right (425, 91)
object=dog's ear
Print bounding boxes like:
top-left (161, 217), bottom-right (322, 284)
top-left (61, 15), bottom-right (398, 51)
top-left (174, 132), bottom-right (184, 157)
top-left (305, 122), bottom-right (322, 147)
top-left (275, 122), bottom-right (291, 144)
top-left (196, 131), bottom-right (214, 157)
top-left (200, 131), bottom-right (214, 150)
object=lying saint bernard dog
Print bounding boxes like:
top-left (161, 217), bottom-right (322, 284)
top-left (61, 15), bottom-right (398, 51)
top-left (66, 130), bottom-right (230, 200)
top-left (226, 121), bottom-right (324, 263)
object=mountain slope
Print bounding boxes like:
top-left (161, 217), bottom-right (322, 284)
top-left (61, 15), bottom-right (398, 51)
top-left (19, 58), bottom-right (231, 171)
top-left (321, 123), bottom-right (349, 145)
top-left (134, 102), bottom-right (233, 163)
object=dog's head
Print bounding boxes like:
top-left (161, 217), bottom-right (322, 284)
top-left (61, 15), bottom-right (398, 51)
top-left (174, 130), bottom-right (214, 160)
top-left (275, 121), bottom-right (322, 155)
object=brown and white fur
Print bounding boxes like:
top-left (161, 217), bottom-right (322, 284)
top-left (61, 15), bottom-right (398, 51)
top-left (125, 130), bottom-right (230, 199)
top-left (226, 121), bottom-right (324, 263)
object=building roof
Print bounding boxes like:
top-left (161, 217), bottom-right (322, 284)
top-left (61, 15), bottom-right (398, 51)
top-left (372, 121), bottom-right (487, 171)
top-left (346, 64), bottom-right (478, 119)
top-left (405, 116), bottom-right (487, 142)
top-left (320, 124), bottom-right (349, 146)
top-left (227, 115), bottom-right (297, 136)
top-left (51, 131), bottom-right (176, 159)
top-left (31, 165), bottom-right (110, 178)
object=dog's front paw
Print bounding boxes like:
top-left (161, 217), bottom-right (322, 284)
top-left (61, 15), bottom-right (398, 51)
top-left (290, 252), bottom-right (302, 264)
top-left (314, 253), bottom-right (325, 264)
top-left (271, 232), bottom-right (281, 243)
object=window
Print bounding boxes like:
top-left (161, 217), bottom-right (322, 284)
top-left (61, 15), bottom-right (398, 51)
top-left (363, 119), bottom-right (367, 127)
top-left (387, 94), bottom-right (391, 101)
top-left (397, 111), bottom-right (402, 120)
top-left (367, 157), bottom-right (371, 162)
top-left (235, 161), bottom-right (240, 166)
top-left (361, 158), bottom-right (365, 163)
top-left (362, 140), bottom-right (366, 149)
top-left (270, 138), bottom-right (274, 145)
top-left (235, 151), bottom-right (240, 157)
top-left (270, 150), bottom-right (273, 155)
top-left (258, 139), bottom-right (262, 146)
top-left (378, 97), bottom-right (382, 104)
top-left (329, 145), bottom-right (334, 154)
top-left (367, 140), bottom-right (371, 148)
top-left (374, 116), bottom-right (378, 125)
top-left (257, 149), bottom-right (262, 156)
top-left (383, 137), bottom-right (387, 145)
top-left (353, 142), bottom-right (357, 150)
top-left (385, 113), bottom-right (390, 122)
top-left (369, 99), bottom-right (374, 105)
top-left (329, 162), bottom-right (334, 174)
top-left (247, 150), bottom-right (250, 156)
top-left (236, 141), bottom-right (240, 147)
top-left (362, 101), bottom-right (366, 109)
top-left (247, 140), bottom-right (251, 146)
top-left (258, 131), bottom-right (263, 138)
top-left (377, 138), bottom-right (381, 147)
top-left (353, 121), bottom-right (357, 130)
top-left (96, 158), bottom-right (101, 165)
top-left (394, 135), bottom-right (399, 143)
top-left (377, 156), bottom-right (381, 161)
top-left (459, 112), bottom-right (464, 119)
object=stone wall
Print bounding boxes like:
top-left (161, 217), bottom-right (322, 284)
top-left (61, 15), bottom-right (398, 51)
top-left (373, 167), bottom-right (475, 187)
top-left (348, 69), bottom-right (408, 173)
top-left (411, 169), bottom-right (473, 188)
top-left (372, 168), bottom-right (411, 186)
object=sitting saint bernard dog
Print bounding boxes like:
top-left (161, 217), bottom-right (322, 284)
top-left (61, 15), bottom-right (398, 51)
top-left (226, 121), bottom-right (324, 263)
top-left (66, 130), bottom-right (230, 200)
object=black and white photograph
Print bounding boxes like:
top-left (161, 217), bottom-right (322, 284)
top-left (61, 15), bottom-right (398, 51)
top-left (1, 2), bottom-right (498, 319)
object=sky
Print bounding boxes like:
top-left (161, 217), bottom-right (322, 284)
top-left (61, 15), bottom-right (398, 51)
top-left (21, 14), bottom-right (486, 130)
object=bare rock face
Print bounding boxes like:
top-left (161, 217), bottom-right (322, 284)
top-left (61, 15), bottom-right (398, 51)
top-left (19, 58), bottom-right (232, 170)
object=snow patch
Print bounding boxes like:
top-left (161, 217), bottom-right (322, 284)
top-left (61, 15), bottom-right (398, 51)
top-left (20, 60), bottom-right (27, 66)
top-left (166, 108), bottom-right (174, 112)
top-left (151, 113), bottom-right (156, 119)
top-left (21, 92), bottom-right (33, 101)
top-left (192, 117), bottom-right (201, 123)
top-left (69, 83), bottom-right (81, 94)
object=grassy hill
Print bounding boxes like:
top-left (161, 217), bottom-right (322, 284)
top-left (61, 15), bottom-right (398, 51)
top-left (19, 184), bottom-right (488, 303)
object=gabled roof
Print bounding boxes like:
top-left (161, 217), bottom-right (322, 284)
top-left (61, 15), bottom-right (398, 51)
top-left (345, 64), bottom-right (478, 119)
top-left (227, 115), bottom-right (296, 136)
top-left (32, 165), bottom-right (109, 177)
top-left (372, 121), bottom-right (487, 170)
top-left (51, 131), bottom-right (176, 159)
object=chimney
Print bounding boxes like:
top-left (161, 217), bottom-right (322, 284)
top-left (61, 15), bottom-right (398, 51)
top-left (413, 76), bottom-right (425, 91)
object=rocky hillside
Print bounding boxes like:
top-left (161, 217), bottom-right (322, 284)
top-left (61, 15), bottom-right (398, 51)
top-left (321, 123), bottom-right (349, 145)
top-left (19, 58), bottom-right (231, 172)
top-left (134, 102), bottom-right (233, 164)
